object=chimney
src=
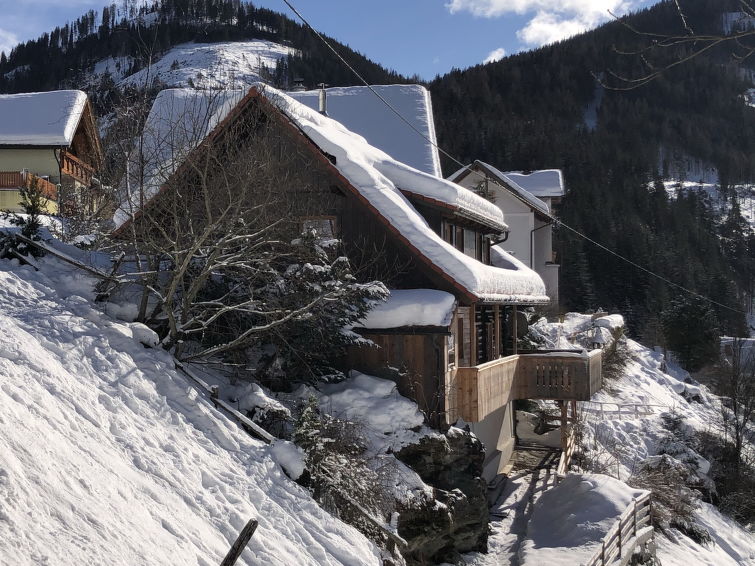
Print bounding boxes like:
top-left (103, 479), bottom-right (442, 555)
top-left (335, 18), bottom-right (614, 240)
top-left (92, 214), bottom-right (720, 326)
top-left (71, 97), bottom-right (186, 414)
top-left (291, 77), bottom-right (306, 91)
top-left (318, 83), bottom-right (328, 116)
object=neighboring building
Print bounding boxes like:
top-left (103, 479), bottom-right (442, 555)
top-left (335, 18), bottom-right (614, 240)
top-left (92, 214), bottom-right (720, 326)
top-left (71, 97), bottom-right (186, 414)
top-left (449, 161), bottom-right (564, 306)
top-left (114, 86), bottom-right (601, 480)
top-left (288, 84), bottom-right (442, 177)
top-left (0, 90), bottom-right (103, 214)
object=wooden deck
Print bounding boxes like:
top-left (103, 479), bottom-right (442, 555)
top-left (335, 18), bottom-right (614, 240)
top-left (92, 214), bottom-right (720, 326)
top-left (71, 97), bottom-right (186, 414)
top-left (450, 349), bottom-right (602, 422)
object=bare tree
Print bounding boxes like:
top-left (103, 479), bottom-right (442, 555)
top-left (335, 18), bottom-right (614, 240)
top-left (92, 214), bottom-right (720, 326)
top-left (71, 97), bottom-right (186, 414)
top-left (716, 338), bottom-right (755, 480)
top-left (603, 1), bottom-right (755, 89)
top-left (107, 88), bottom-right (386, 376)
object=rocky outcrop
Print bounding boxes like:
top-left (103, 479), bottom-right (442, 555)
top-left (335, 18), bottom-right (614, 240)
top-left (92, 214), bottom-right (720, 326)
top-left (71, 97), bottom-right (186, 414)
top-left (396, 428), bottom-right (488, 564)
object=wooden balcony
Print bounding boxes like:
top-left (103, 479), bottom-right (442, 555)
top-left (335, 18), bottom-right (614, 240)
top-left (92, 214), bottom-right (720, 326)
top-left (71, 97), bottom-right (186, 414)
top-left (0, 171), bottom-right (58, 200)
top-left (450, 349), bottom-right (602, 422)
top-left (60, 151), bottom-right (95, 185)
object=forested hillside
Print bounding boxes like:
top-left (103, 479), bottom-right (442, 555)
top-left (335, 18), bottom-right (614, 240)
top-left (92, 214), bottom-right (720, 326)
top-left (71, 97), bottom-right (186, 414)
top-left (431, 0), bottom-right (755, 340)
top-left (0, 0), bottom-right (407, 102)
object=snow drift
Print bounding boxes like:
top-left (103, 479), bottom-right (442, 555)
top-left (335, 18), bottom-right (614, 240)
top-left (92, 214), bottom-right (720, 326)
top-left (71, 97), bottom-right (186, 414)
top-left (0, 256), bottom-right (380, 565)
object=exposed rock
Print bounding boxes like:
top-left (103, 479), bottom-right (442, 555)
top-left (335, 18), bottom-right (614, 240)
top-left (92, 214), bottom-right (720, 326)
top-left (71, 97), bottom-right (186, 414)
top-left (396, 428), bottom-right (488, 564)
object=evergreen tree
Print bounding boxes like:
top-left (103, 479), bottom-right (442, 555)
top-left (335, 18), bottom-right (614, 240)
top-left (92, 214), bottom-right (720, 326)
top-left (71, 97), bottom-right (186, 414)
top-left (661, 296), bottom-right (720, 371)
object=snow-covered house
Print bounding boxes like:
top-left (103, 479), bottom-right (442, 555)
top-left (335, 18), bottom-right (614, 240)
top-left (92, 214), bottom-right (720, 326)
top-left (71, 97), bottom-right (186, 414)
top-left (449, 161), bottom-right (564, 305)
top-left (0, 90), bottom-right (103, 214)
top-left (113, 86), bottom-right (601, 480)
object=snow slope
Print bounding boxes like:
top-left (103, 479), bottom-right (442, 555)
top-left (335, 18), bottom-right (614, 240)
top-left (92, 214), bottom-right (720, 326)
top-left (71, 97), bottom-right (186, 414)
top-left (105, 41), bottom-right (298, 89)
top-left (0, 255), bottom-right (381, 565)
top-left (532, 314), bottom-right (755, 565)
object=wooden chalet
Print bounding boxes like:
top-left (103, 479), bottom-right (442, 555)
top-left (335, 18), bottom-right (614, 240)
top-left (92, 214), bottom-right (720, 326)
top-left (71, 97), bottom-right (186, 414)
top-left (0, 90), bottom-right (103, 214)
top-left (113, 85), bottom-right (602, 480)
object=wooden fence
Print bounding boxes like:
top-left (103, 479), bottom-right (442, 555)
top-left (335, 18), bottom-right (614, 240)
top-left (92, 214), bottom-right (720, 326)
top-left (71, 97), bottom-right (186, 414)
top-left (581, 401), bottom-right (668, 421)
top-left (0, 171), bottom-right (58, 199)
top-left (582, 493), bottom-right (653, 566)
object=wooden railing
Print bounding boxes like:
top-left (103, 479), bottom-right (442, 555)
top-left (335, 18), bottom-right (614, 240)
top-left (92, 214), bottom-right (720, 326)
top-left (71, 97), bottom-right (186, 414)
top-left (451, 349), bottom-right (602, 422)
top-left (61, 151), bottom-right (95, 185)
top-left (582, 401), bottom-right (668, 421)
top-left (583, 493), bottom-right (653, 566)
top-left (453, 355), bottom-right (519, 423)
top-left (0, 171), bottom-right (58, 200)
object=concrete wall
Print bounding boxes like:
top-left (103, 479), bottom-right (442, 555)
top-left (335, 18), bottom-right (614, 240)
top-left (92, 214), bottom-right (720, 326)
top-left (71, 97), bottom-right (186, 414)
top-left (0, 149), bottom-right (61, 183)
top-left (468, 401), bottom-right (516, 481)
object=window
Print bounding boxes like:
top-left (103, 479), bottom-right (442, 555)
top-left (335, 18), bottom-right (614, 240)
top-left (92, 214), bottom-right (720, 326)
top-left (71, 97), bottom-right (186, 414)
top-left (443, 220), bottom-right (456, 246)
top-left (463, 229), bottom-right (476, 257)
top-left (301, 216), bottom-right (337, 238)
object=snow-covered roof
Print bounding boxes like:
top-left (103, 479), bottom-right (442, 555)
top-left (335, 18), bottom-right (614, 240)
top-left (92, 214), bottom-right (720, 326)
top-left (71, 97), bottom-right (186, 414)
top-left (113, 89), bottom-right (246, 229)
top-left (449, 160), bottom-right (551, 215)
top-left (289, 85), bottom-right (442, 178)
top-left (269, 88), bottom-right (545, 303)
top-left (115, 86), bottom-right (548, 304)
top-left (357, 289), bottom-right (457, 329)
top-left (0, 90), bottom-right (88, 146)
top-left (502, 169), bottom-right (565, 198)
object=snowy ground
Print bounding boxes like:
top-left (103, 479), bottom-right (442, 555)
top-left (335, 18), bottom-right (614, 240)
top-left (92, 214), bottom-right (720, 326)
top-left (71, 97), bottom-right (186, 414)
top-left (537, 314), bottom-right (755, 565)
top-left (0, 251), bottom-right (382, 565)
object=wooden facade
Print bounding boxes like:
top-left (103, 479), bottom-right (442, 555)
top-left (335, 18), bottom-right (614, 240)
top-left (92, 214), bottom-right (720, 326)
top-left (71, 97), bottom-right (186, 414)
top-left (116, 87), bottom-right (602, 479)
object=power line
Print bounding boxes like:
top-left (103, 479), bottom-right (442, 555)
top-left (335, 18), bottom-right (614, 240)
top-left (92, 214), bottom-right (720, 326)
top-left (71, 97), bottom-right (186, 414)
top-left (279, 0), bottom-right (747, 316)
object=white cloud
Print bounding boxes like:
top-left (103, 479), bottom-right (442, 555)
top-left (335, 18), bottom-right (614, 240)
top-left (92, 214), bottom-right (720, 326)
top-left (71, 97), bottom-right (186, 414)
top-left (516, 11), bottom-right (591, 45)
top-left (0, 29), bottom-right (19, 57)
top-left (484, 47), bottom-right (506, 64)
top-left (446, 0), bottom-right (636, 47)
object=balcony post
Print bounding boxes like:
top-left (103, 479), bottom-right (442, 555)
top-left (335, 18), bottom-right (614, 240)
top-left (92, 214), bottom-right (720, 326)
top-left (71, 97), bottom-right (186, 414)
top-left (469, 305), bottom-right (477, 366)
top-left (560, 400), bottom-right (567, 452)
top-left (493, 305), bottom-right (501, 359)
top-left (512, 305), bottom-right (518, 355)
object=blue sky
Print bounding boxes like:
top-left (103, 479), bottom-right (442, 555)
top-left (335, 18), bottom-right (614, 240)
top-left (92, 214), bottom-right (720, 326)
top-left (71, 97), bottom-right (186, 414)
top-left (0, 0), bottom-right (658, 79)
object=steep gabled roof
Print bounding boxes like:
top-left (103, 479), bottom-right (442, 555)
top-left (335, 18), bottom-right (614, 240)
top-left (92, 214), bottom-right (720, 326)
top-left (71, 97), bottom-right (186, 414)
top-left (114, 86), bottom-right (547, 305)
top-left (448, 160), bottom-right (553, 217)
top-left (0, 90), bottom-right (88, 146)
top-left (502, 169), bottom-right (565, 199)
top-left (289, 85), bottom-right (442, 178)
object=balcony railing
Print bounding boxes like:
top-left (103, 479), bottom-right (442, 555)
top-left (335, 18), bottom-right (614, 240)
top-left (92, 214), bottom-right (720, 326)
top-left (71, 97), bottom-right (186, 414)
top-left (450, 349), bottom-right (602, 422)
top-left (0, 171), bottom-right (58, 200)
top-left (61, 151), bottom-right (94, 185)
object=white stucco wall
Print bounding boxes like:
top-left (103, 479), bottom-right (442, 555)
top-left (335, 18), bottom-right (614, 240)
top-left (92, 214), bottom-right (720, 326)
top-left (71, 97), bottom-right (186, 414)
top-left (0, 148), bottom-right (61, 183)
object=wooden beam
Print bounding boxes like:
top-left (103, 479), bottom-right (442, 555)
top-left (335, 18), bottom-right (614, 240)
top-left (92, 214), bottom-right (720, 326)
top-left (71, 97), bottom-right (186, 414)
top-left (512, 305), bottom-right (518, 355)
top-left (220, 519), bottom-right (258, 566)
top-left (494, 305), bottom-right (501, 359)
